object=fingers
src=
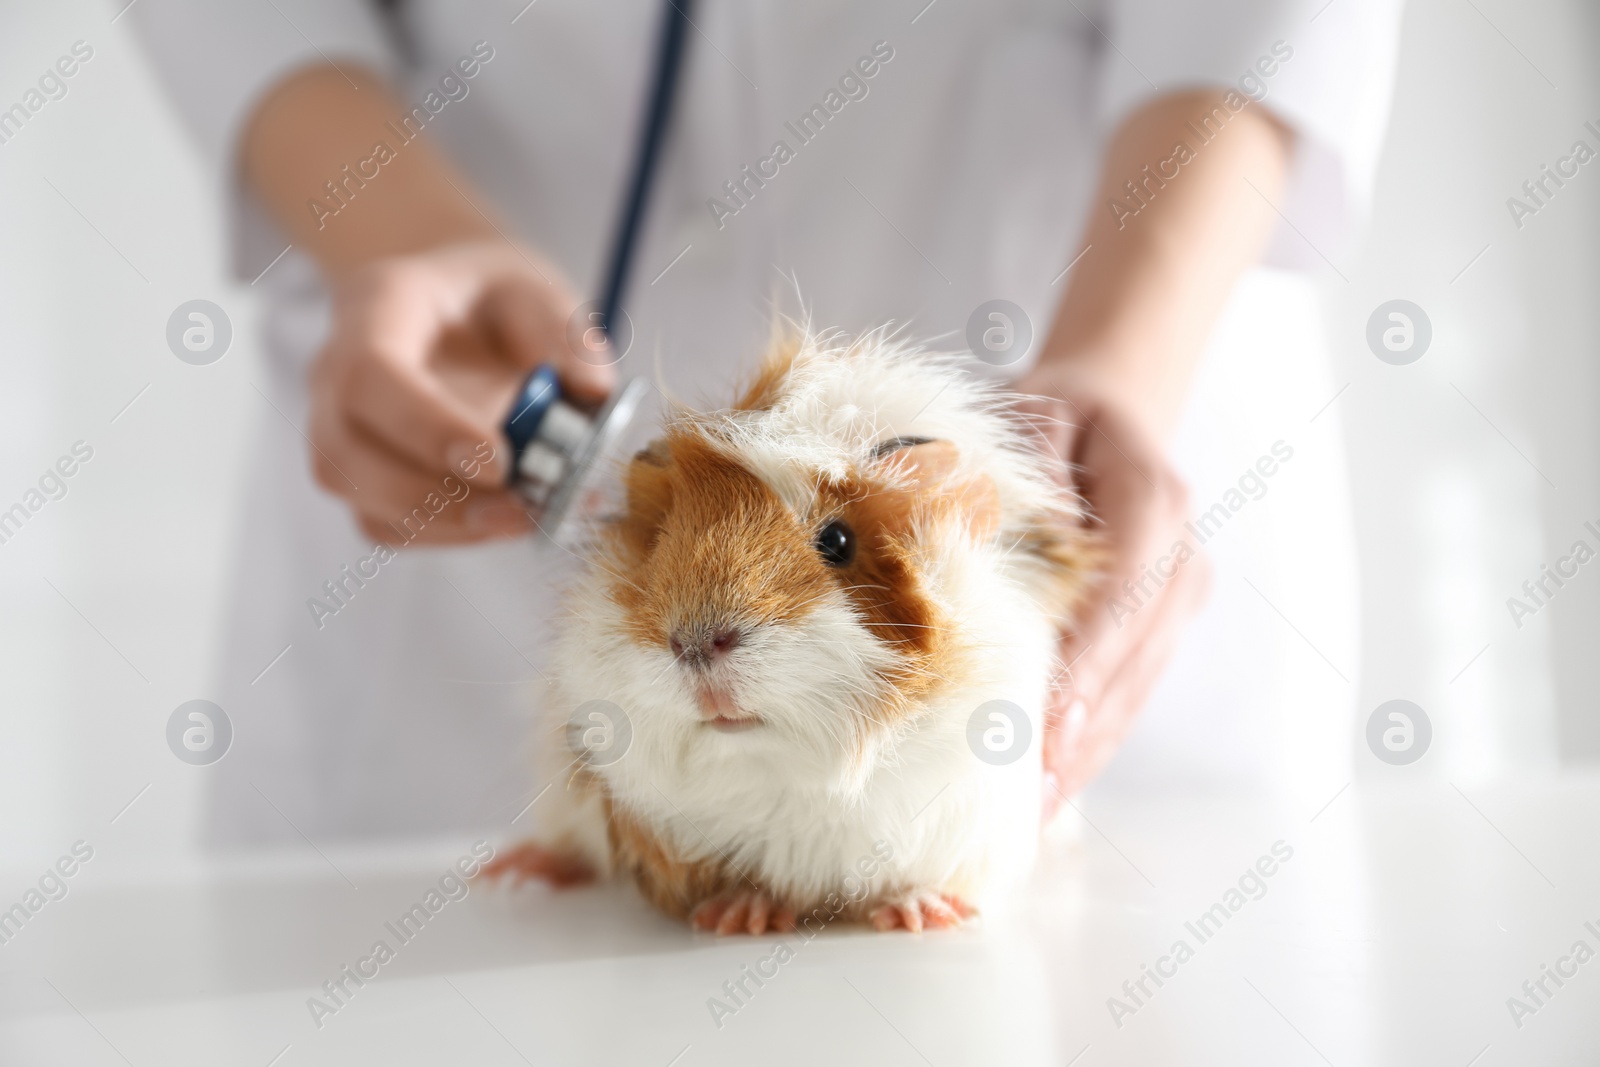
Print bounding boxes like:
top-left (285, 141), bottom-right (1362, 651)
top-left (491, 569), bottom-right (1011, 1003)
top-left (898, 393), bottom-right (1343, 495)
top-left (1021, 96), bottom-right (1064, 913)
top-left (745, 893), bottom-right (773, 935)
top-left (1047, 543), bottom-right (1212, 803)
top-left (304, 239), bottom-right (631, 550)
top-left (341, 345), bottom-right (511, 490)
top-left (1050, 533), bottom-right (1174, 745)
top-left (691, 897), bottom-right (728, 931)
top-left (1045, 545), bottom-right (1205, 776)
top-left (354, 491), bottom-right (532, 547)
top-left (1064, 429), bottom-right (1190, 689)
top-left (309, 242), bottom-right (613, 551)
top-left (310, 417), bottom-right (530, 546)
top-left (1028, 391), bottom-right (1207, 813)
top-left (320, 262), bottom-right (512, 487)
top-left (1049, 493), bottom-right (1179, 720)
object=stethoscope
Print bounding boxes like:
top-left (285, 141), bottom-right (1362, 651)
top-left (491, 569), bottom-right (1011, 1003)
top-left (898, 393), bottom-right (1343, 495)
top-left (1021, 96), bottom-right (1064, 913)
top-left (501, 0), bottom-right (695, 544)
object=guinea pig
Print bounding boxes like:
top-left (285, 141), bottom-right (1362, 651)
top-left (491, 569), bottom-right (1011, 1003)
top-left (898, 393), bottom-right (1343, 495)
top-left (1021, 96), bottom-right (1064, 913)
top-left (482, 328), bottom-right (1092, 933)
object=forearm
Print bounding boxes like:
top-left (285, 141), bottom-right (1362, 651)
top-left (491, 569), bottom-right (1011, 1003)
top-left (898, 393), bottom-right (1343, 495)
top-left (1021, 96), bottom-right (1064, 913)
top-left (240, 64), bottom-right (496, 276)
top-left (1037, 89), bottom-right (1293, 439)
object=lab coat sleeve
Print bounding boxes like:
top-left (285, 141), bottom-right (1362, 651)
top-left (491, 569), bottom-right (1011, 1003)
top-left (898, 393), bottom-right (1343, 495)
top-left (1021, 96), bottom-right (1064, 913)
top-left (128, 0), bottom-right (397, 279)
top-left (1094, 0), bottom-right (1405, 270)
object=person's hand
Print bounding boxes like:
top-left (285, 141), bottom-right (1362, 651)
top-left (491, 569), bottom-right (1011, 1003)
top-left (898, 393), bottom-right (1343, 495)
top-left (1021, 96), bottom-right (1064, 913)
top-left (308, 240), bottom-right (615, 545)
top-left (1012, 376), bottom-right (1212, 816)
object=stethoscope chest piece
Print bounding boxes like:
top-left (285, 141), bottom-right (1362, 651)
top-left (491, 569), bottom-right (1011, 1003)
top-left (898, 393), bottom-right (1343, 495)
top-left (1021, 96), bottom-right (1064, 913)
top-left (504, 366), bottom-right (650, 545)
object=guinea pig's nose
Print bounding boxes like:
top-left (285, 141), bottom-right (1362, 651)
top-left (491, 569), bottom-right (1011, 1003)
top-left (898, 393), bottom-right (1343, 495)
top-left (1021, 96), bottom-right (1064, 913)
top-left (668, 625), bottom-right (742, 667)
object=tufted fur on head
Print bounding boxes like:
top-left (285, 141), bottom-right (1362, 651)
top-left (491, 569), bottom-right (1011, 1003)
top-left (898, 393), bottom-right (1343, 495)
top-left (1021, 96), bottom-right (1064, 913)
top-left (529, 326), bottom-right (1094, 924)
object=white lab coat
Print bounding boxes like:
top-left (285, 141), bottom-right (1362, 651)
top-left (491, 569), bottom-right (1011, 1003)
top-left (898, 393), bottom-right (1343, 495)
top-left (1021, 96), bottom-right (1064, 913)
top-left (131, 0), bottom-right (1401, 844)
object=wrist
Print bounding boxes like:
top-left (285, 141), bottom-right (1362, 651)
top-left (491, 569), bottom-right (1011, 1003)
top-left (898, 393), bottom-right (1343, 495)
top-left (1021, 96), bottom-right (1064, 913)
top-left (1018, 345), bottom-right (1144, 411)
top-left (314, 214), bottom-right (500, 282)
top-left (1020, 340), bottom-right (1190, 444)
top-left (242, 65), bottom-right (502, 279)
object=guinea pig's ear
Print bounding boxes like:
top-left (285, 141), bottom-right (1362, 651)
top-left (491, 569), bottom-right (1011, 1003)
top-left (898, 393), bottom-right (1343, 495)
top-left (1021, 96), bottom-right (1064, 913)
top-left (872, 438), bottom-right (1001, 542)
top-left (617, 441), bottom-right (673, 557)
top-left (632, 438), bottom-right (669, 466)
top-left (733, 330), bottom-right (803, 411)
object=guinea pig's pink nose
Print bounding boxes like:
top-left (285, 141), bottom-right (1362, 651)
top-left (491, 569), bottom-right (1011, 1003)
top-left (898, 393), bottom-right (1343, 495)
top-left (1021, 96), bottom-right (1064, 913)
top-left (669, 626), bottom-right (742, 667)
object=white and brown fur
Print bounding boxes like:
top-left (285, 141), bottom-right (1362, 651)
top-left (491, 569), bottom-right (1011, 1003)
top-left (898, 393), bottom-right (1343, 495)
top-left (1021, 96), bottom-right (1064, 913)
top-left (485, 328), bottom-right (1091, 932)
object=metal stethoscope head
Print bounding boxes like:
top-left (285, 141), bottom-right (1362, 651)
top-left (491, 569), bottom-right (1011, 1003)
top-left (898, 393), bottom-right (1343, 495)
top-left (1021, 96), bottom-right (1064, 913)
top-left (502, 363), bottom-right (649, 546)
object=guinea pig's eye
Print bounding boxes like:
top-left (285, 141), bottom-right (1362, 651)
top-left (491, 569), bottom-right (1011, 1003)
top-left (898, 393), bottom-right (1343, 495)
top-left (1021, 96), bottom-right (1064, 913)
top-left (814, 519), bottom-right (855, 567)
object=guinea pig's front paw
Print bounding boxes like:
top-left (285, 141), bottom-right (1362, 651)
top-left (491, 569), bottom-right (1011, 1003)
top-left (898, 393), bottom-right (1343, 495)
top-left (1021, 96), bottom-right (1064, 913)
top-left (477, 840), bottom-right (596, 888)
top-left (868, 890), bottom-right (975, 933)
top-left (690, 888), bottom-right (798, 936)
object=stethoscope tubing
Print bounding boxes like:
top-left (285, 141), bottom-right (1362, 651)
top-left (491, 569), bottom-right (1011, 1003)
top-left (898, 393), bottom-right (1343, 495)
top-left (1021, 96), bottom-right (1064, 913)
top-left (503, 0), bottom-right (695, 524)
top-left (597, 0), bottom-right (696, 339)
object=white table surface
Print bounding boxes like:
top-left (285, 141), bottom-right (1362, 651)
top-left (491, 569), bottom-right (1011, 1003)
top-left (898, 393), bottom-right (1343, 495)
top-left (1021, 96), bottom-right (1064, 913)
top-left (4, 775), bottom-right (1597, 1066)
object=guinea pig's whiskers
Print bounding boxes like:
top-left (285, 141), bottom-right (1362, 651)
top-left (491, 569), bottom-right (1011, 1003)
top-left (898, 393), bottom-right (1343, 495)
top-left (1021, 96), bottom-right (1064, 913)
top-left (594, 559), bottom-right (646, 595)
top-left (792, 651), bottom-right (883, 700)
top-left (647, 648), bottom-right (691, 687)
top-left (822, 675), bottom-right (882, 703)
top-left (853, 711), bottom-right (894, 734)
top-left (784, 592), bottom-right (833, 614)
top-left (646, 659), bottom-right (676, 688)
top-left (527, 514), bottom-right (641, 589)
top-left (835, 596), bottom-right (896, 616)
top-left (800, 645), bottom-right (894, 707)
top-left (796, 658), bottom-right (875, 696)
top-left (784, 586), bottom-right (858, 613)
top-left (824, 628), bottom-right (956, 690)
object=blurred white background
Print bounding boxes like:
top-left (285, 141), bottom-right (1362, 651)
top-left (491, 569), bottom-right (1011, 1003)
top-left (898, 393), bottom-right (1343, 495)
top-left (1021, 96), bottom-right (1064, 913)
top-left (1, 0), bottom-right (1596, 875)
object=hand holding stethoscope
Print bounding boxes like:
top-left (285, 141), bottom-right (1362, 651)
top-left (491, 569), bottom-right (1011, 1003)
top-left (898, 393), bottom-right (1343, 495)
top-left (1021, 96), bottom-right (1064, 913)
top-left (305, 0), bottom-right (692, 548)
top-left (307, 240), bottom-right (616, 546)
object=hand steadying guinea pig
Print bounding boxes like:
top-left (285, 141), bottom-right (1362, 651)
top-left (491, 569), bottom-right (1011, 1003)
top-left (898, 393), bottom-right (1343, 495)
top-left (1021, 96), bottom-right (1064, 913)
top-left (482, 328), bottom-right (1093, 933)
